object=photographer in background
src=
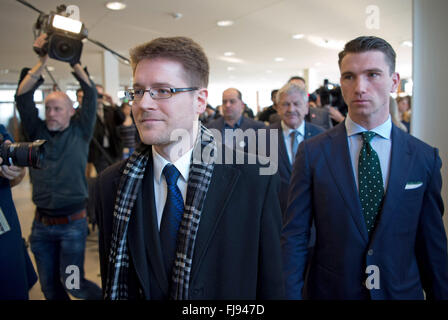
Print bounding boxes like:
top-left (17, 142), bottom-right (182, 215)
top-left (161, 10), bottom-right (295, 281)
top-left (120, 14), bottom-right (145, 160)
top-left (87, 84), bottom-right (124, 176)
top-left (14, 33), bottom-right (102, 300)
top-left (0, 125), bottom-right (37, 300)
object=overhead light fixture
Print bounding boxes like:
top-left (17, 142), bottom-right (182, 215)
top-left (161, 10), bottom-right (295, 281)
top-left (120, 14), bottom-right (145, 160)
top-left (227, 66), bottom-right (235, 71)
top-left (47, 66), bottom-right (55, 71)
top-left (171, 13), bottom-right (183, 20)
top-left (217, 20), bottom-right (234, 27)
top-left (401, 40), bottom-right (413, 47)
top-left (292, 34), bottom-right (304, 40)
top-left (307, 36), bottom-right (345, 50)
top-left (274, 57), bottom-right (285, 62)
top-left (218, 56), bottom-right (244, 64)
top-left (224, 51), bottom-right (235, 57)
top-left (106, 2), bottom-right (127, 11)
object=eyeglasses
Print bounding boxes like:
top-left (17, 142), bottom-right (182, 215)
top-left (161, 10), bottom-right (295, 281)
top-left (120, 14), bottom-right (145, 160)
top-left (125, 87), bottom-right (199, 101)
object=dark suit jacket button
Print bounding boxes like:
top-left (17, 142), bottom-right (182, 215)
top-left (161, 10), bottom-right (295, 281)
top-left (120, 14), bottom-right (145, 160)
top-left (367, 249), bottom-right (374, 256)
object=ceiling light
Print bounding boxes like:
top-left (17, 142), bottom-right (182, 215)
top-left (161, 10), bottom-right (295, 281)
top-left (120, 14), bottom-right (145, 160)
top-left (217, 20), bottom-right (234, 27)
top-left (401, 40), bottom-right (413, 47)
top-left (274, 57), bottom-right (285, 62)
top-left (106, 2), bottom-right (126, 11)
top-left (171, 13), bottom-right (183, 20)
top-left (227, 66), bottom-right (235, 71)
top-left (218, 56), bottom-right (244, 64)
top-left (224, 52), bottom-right (235, 57)
top-left (292, 34), bottom-right (304, 40)
top-left (47, 66), bottom-right (55, 71)
top-left (308, 36), bottom-right (345, 50)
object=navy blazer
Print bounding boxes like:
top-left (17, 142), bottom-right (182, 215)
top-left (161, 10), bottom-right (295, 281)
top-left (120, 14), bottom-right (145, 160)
top-left (282, 122), bottom-right (448, 299)
top-left (268, 121), bottom-right (324, 215)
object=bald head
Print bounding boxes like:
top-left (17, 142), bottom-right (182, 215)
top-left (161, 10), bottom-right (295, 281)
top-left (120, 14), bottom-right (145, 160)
top-left (222, 88), bottom-right (245, 126)
top-left (44, 91), bottom-right (75, 131)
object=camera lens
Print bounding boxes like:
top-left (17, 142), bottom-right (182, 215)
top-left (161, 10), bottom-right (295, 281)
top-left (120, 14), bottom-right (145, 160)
top-left (0, 140), bottom-right (46, 169)
top-left (48, 34), bottom-right (82, 64)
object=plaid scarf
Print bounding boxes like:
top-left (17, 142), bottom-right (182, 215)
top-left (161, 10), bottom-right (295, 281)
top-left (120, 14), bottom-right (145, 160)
top-left (105, 124), bottom-right (216, 300)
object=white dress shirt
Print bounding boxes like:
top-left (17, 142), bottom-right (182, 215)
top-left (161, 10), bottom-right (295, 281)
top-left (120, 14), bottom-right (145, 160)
top-left (152, 146), bottom-right (192, 229)
top-left (281, 120), bottom-right (305, 164)
top-left (345, 114), bottom-right (392, 192)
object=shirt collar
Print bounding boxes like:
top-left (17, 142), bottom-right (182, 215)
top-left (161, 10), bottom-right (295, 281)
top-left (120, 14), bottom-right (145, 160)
top-left (224, 115), bottom-right (243, 129)
top-left (281, 120), bottom-right (305, 137)
top-left (345, 114), bottom-right (392, 140)
top-left (152, 145), bottom-right (193, 184)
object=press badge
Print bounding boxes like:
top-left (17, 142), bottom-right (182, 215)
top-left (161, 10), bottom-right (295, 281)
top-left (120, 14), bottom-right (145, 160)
top-left (0, 207), bottom-right (11, 235)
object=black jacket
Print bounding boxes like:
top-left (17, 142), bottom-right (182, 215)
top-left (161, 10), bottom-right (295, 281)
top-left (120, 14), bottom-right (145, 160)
top-left (95, 146), bottom-right (285, 299)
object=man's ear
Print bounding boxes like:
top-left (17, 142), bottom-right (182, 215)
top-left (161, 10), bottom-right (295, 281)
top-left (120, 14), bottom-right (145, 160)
top-left (69, 107), bottom-right (76, 116)
top-left (196, 88), bottom-right (208, 114)
top-left (390, 72), bottom-right (400, 93)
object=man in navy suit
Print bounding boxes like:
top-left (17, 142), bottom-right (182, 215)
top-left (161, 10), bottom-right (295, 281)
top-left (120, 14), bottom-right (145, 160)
top-left (282, 36), bottom-right (448, 299)
top-left (268, 83), bottom-right (323, 215)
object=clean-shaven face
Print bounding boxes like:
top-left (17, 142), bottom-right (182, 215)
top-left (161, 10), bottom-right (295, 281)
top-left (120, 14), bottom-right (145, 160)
top-left (132, 58), bottom-right (206, 147)
top-left (277, 92), bottom-right (308, 129)
top-left (340, 50), bottom-right (399, 128)
top-left (222, 89), bottom-right (244, 123)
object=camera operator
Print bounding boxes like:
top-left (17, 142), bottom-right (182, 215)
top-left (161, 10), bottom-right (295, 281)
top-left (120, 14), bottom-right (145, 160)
top-left (87, 84), bottom-right (125, 177)
top-left (0, 124), bottom-right (37, 299)
top-left (14, 33), bottom-right (102, 300)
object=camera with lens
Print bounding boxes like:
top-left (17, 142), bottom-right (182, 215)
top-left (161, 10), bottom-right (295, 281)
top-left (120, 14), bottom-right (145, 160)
top-left (0, 134), bottom-right (47, 169)
top-left (33, 4), bottom-right (88, 65)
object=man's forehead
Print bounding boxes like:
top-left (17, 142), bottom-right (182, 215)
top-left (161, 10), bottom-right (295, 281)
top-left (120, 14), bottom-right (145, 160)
top-left (45, 96), bottom-right (70, 108)
top-left (340, 50), bottom-right (390, 72)
top-left (280, 91), bottom-right (304, 102)
top-left (133, 58), bottom-right (188, 85)
top-left (223, 89), bottom-right (239, 99)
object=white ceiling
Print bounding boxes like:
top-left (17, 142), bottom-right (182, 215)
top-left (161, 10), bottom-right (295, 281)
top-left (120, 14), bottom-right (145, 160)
top-left (0, 0), bottom-right (412, 106)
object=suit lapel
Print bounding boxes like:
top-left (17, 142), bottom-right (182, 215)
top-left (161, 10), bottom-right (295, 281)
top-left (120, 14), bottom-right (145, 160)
top-left (371, 126), bottom-right (415, 242)
top-left (304, 122), bottom-right (314, 139)
top-left (190, 163), bottom-right (240, 282)
top-left (324, 123), bottom-right (369, 243)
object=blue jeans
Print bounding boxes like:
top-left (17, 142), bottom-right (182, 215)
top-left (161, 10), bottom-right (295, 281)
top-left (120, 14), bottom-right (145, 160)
top-left (29, 217), bottom-right (102, 300)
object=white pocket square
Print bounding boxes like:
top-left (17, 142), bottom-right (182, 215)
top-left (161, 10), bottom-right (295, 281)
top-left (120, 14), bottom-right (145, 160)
top-left (405, 182), bottom-right (423, 190)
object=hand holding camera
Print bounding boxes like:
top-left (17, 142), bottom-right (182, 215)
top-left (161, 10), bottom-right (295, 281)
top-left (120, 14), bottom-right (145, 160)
top-left (0, 139), bottom-right (26, 186)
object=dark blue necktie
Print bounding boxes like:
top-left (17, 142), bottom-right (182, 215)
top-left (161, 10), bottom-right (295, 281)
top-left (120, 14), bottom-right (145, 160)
top-left (159, 164), bottom-right (184, 279)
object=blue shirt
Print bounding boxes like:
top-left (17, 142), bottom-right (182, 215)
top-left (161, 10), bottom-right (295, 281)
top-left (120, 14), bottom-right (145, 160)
top-left (345, 115), bottom-right (392, 192)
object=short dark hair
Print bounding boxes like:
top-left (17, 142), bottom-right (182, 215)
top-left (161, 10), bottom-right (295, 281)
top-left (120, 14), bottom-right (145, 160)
top-left (288, 76), bottom-right (306, 84)
top-left (130, 36), bottom-right (209, 87)
top-left (338, 36), bottom-right (396, 74)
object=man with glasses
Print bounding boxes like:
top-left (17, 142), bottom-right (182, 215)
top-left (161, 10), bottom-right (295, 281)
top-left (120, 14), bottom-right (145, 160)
top-left (94, 36), bottom-right (284, 300)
